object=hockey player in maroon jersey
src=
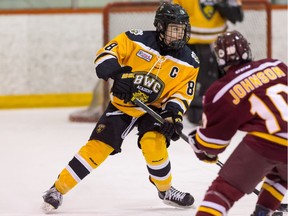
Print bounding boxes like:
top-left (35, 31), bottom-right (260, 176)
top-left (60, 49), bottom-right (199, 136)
top-left (42, 3), bottom-right (199, 213)
top-left (188, 30), bottom-right (287, 215)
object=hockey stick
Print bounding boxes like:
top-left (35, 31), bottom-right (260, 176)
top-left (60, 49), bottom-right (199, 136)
top-left (132, 98), bottom-right (288, 212)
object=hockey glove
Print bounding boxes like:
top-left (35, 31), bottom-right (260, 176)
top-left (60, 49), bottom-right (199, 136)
top-left (188, 130), bottom-right (218, 163)
top-left (158, 121), bottom-right (175, 141)
top-left (159, 110), bottom-right (183, 141)
top-left (111, 66), bottom-right (134, 103)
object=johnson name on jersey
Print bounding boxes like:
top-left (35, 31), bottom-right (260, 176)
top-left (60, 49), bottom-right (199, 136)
top-left (196, 58), bottom-right (287, 162)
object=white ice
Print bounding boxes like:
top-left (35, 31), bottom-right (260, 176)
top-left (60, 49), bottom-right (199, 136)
top-left (0, 107), bottom-right (280, 216)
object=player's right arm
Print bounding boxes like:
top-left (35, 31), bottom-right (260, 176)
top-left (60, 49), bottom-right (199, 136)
top-left (94, 32), bottom-right (129, 81)
top-left (94, 32), bottom-right (137, 103)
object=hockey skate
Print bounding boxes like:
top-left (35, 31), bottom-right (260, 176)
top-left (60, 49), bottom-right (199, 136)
top-left (158, 186), bottom-right (194, 208)
top-left (251, 205), bottom-right (273, 216)
top-left (251, 204), bottom-right (287, 216)
top-left (42, 186), bottom-right (63, 213)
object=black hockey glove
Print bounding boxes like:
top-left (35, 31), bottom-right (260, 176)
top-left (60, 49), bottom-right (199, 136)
top-left (188, 129), bottom-right (218, 163)
top-left (111, 66), bottom-right (134, 103)
top-left (158, 121), bottom-right (175, 141)
top-left (159, 110), bottom-right (183, 141)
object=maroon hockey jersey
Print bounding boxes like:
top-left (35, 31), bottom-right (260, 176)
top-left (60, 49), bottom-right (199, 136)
top-left (195, 58), bottom-right (288, 162)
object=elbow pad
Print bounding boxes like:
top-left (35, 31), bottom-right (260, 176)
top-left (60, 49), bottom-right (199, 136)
top-left (95, 54), bottom-right (122, 81)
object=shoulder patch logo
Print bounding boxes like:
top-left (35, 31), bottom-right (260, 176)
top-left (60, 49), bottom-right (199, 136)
top-left (137, 50), bottom-right (153, 62)
top-left (129, 29), bottom-right (143, 35)
top-left (200, 0), bottom-right (216, 19)
top-left (96, 124), bottom-right (106, 134)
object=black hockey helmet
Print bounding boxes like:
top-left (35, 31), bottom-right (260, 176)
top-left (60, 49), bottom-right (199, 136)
top-left (154, 2), bottom-right (190, 50)
top-left (214, 30), bottom-right (252, 68)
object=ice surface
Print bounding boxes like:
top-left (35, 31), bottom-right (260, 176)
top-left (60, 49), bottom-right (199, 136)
top-left (0, 107), bottom-right (280, 216)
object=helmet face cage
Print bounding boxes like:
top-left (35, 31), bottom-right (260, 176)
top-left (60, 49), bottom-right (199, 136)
top-left (154, 3), bottom-right (190, 50)
top-left (214, 30), bottom-right (252, 68)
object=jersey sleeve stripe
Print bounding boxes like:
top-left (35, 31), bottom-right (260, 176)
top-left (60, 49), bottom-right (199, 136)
top-left (94, 53), bottom-right (117, 67)
top-left (197, 128), bottom-right (230, 145)
top-left (196, 133), bottom-right (228, 150)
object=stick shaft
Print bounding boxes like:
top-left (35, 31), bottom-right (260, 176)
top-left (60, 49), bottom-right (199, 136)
top-left (133, 98), bottom-right (189, 142)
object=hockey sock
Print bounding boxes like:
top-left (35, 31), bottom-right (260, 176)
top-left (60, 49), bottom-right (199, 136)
top-left (257, 176), bottom-right (287, 210)
top-left (140, 131), bottom-right (172, 192)
top-left (55, 140), bottom-right (114, 194)
top-left (196, 176), bottom-right (245, 216)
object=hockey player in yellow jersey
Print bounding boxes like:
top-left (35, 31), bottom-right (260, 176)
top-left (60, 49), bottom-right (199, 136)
top-left (173, 0), bottom-right (243, 124)
top-left (42, 2), bottom-right (200, 213)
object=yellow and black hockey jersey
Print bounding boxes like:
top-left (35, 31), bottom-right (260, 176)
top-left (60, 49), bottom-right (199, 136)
top-left (94, 29), bottom-right (200, 118)
top-left (173, 0), bottom-right (242, 44)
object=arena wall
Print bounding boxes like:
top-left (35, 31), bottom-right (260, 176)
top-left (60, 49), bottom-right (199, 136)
top-left (0, 7), bottom-right (286, 108)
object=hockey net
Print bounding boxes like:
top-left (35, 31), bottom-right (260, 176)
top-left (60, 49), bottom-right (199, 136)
top-left (69, 0), bottom-right (271, 122)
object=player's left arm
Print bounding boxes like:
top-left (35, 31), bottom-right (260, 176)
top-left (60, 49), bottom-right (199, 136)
top-left (159, 66), bottom-right (198, 141)
top-left (163, 51), bottom-right (200, 115)
top-left (163, 67), bottom-right (198, 116)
